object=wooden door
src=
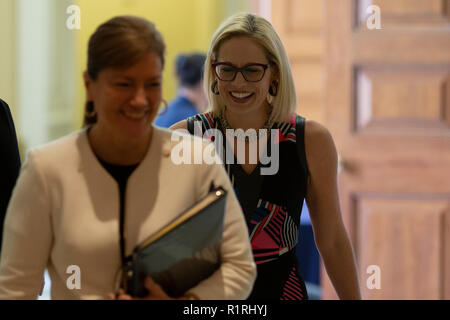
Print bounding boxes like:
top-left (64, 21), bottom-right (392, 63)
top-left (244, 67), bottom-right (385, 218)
top-left (273, 0), bottom-right (450, 299)
top-left (323, 0), bottom-right (450, 299)
top-left (271, 0), bottom-right (325, 122)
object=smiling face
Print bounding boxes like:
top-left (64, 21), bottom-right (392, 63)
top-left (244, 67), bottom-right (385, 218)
top-left (84, 52), bottom-right (163, 147)
top-left (215, 36), bottom-right (276, 117)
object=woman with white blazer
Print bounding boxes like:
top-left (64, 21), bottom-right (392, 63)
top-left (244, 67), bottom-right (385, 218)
top-left (0, 16), bottom-right (256, 300)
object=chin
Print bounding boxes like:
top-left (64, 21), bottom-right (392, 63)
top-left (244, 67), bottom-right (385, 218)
top-left (121, 121), bottom-right (153, 141)
top-left (226, 103), bottom-right (261, 115)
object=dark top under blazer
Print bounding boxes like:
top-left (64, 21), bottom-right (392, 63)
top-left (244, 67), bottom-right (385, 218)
top-left (0, 99), bottom-right (21, 253)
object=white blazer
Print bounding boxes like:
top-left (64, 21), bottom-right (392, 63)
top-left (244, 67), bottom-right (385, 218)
top-left (0, 126), bottom-right (256, 299)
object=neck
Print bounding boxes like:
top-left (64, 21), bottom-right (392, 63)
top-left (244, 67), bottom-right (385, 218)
top-left (88, 125), bottom-right (152, 165)
top-left (179, 87), bottom-right (205, 112)
top-left (224, 104), bottom-right (271, 132)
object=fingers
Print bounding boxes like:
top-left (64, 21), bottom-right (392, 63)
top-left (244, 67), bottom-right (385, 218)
top-left (108, 278), bottom-right (171, 300)
top-left (144, 277), bottom-right (157, 289)
top-left (144, 277), bottom-right (170, 300)
top-left (109, 289), bottom-right (133, 300)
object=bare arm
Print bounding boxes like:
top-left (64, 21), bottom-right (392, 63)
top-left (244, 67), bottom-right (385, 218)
top-left (169, 120), bottom-right (188, 131)
top-left (304, 120), bottom-right (361, 300)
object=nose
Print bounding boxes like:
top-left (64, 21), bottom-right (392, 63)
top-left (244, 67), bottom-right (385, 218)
top-left (232, 70), bottom-right (247, 84)
top-left (130, 86), bottom-right (148, 107)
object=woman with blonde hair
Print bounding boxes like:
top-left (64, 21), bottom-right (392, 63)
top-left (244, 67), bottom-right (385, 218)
top-left (172, 13), bottom-right (361, 300)
top-left (0, 15), bottom-right (256, 300)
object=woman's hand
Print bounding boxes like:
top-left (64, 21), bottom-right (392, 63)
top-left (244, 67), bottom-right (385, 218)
top-left (111, 277), bottom-right (172, 300)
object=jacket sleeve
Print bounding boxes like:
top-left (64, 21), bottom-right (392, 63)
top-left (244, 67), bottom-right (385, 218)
top-left (0, 151), bottom-right (52, 299)
top-left (0, 99), bottom-right (21, 252)
top-left (186, 141), bottom-right (256, 300)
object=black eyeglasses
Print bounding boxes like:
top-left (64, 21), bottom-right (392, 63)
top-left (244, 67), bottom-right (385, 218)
top-left (212, 62), bottom-right (272, 82)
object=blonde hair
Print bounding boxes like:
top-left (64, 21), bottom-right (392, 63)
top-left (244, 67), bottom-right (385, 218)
top-left (204, 13), bottom-right (297, 123)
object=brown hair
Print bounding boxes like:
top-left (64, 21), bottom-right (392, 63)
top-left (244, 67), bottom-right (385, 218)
top-left (83, 16), bottom-right (166, 126)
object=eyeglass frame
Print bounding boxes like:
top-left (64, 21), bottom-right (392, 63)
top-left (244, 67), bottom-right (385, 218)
top-left (212, 62), bottom-right (273, 82)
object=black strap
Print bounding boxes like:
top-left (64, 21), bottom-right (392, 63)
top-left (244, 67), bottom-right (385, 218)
top-left (295, 115), bottom-right (309, 183)
top-left (187, 116), bottom-right (195, 135)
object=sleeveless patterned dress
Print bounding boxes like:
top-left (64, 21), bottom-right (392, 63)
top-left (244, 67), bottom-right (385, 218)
top-left (187, 112), bottom-right (309, 300)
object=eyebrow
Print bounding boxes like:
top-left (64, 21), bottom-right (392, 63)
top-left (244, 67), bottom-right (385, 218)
top-left (114, 75), bottom-right (162, 81)
top-left (215, 62), bottom-right (269, 67)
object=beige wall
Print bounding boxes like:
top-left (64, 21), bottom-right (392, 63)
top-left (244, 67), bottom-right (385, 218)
top-left (0, 0), bottom-right (254, 154)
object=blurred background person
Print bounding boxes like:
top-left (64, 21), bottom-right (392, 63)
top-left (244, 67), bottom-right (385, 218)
top-left (0, 15), bottom-right (255, 300)
top-left (0, 99), bottom-right (21, 258)
top-left (154, 53), bottom-right (208, 128)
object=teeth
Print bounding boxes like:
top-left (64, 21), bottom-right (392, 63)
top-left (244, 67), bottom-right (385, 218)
top-left (123, 111), bottom-right (146, 119)
top-left (231, 92), bottom-right (252, 99)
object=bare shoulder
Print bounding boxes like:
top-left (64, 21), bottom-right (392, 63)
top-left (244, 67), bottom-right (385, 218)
top-left (169, 120), bottom-right (188, 131)
top-left (305, 119), bottom-right (333, 143)
top-left (304, 119), bottom-right (338, 168)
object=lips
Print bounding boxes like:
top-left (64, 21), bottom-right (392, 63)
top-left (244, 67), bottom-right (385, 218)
top-left (229, 91), bottom-right (254, 103)
top-left (230, 91), bottom-right (252, 99)
top-left (121, 110), bottom-right (148, 120)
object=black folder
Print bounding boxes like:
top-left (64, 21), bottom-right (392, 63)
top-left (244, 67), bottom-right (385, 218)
top-left (123, 186), bottom-right (227, 298)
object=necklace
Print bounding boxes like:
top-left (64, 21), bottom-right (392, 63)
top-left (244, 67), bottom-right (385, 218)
top-left (219, 112), bottom-right (272, 142)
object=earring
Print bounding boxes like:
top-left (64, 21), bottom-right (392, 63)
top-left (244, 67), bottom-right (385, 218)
top-left (211, 80), bottom-right (219, 95)
top-left (158, 99), bottom-right (169, 116)
top-left (269, 80), bottom-right (278, 96)
top-left (85, 101), bottom-right (96, 118)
